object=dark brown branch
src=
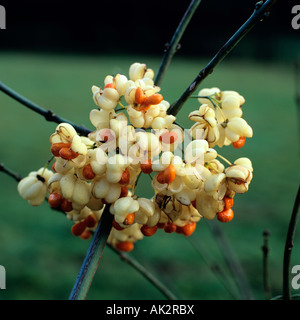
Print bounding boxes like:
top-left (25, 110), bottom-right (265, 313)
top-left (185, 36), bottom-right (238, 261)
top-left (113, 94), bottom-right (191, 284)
top-left (0, 81), bottom-right (92, 136)
top-left (168, 0), bottom-right (279, 116)
top-left (154, 0), bottom-right (202, 87)
top-left (0, 163), bottom-right (22, 182)
top-left (283, 185), bottom-right (300, 300)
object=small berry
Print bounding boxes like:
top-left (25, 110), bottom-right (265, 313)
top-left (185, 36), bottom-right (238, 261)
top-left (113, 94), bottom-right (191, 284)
top-left (60, 198), bottom-right (73, 212)
top-left (84, 214), bottom-right (97, 228)
top-left (217, 208), bottom-right (234, 223)
top-left (71, 221), bottom-right (87, 236)
top-left (119, 168), bottom-right (130, 185)
top-left (135, 87), bottom-right (146, 105)
top-left (232, 136), bottom-right (246, 149)
top-left (182, 222), bottom-right (196, 236)
top-left (123, 212), bottom-right (135, 225)
top-left (83, 164), bottom-right (96, 180)
top-left (50, 143), bottom-right (71, 157)
top-left (157, 222), bottom-right (166, 229)
top-left (80, 230), bottom-right (92, 240)
top-left (157, 164), bottom-right (176, 184)
top-left (59, 147), bottom-right (79, 160)
top-left (164, 221), bottom-right (177, 234)
top-left (115, 241), bottom-right (134, 252)
top-left (141, 225), bottom-right (158, 237)
top-left (141, 159), bottom-right (153, 174)
top-left (120, 186), bottom-right (129, 198)
top-left (48, 193), bottom-right (63, 208)
top-left (143, 93), bottom-right (163, 106)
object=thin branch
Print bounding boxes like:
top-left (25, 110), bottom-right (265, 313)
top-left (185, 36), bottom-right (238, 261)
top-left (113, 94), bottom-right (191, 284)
top-left (0, 81), bottom-right (92, 136)
top-left (283, 185), bottom-right (300, 300)
top-left (108, 244), bottom-right (178, 300)
top-left (294, 60), bottom-right (300, 157)
top-left (207, 219), bottom-right (254, 300)
top-left (261, 230), bottom-right (271, 300)
top-left (69, 204), bottom-right (113, 300)
top-left (0, 163), bottom-right (22, 182)
top-left (168, 0), bottom-right (279, 116)
top-left (154, 0), bottom-right (202, 87)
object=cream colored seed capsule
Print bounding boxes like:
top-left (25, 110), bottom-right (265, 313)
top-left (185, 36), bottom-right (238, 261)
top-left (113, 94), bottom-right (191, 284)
top-left (196, 188), bottom-right (224, 220)
top-left (204, 173), bottom-right (227, 201)
top-left (198, 87), bottom-right (221, 108)
top-left (129, 63), bottom-right (149, 81)
top-left (50, 123), bottom-right (77, 144)
top-left (89, 108), bottom-right (115, 130)
top-left (110, 196), bottom-right (139, 225)
top-left (92, 176), bottom-right (121, 203)
top-left (17, 168), bottom-right (53, 206)
top-left (225, 165), bottom-right (253, 194)
top-left (59, 173), bottom-right (90, 208)
top-left (134, 198), bottom-right (157, 226)
top-left (234, 157), bottom-right (253, 172)
top-left (71, 135), bottom-right (88, 156)
top-left (92, 86), bottom-right (120, 110)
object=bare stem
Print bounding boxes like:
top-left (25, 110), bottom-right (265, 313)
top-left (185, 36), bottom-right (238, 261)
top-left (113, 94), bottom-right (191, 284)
top-left (154, 0), bottom-right (202, 87)
top-left (262, 230), bottom-right (271, 300)
top-left (0, 163), bottom-right (22, 182)
top-left (283, 185), bottom-right (300, 300)
top-left (168, 0), bottom-right (279, 116)
top-left (108, 244), bottom-right (178, 300)
top-left (69, 205), bottom-right (113, 300)
top-left (294, 61), bottom-right (300, 155)
top-left (0, 81), bottom-right (92, 136)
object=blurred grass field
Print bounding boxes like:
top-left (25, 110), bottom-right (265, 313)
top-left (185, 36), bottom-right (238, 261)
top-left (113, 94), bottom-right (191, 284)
top-left (0, 52), bottom-right (299, 300)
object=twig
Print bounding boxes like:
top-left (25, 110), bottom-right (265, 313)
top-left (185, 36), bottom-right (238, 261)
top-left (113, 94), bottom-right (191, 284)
top-left (283, 185), bottom-right (300, 300)
top-left (0, 163), bottom-right (22, 182)
top-left (69, 204), bottom-right (113, 300)
top-left (261, 230), bottom-right (271, 300)
top-left (154, 0), bottom-right (202, 87)
top-left (294, 61), bottom-right (300, 157)
top-left (108, 244), bottom-right (178, 300)
top-left (168, 0), bottom-right (279, 116)
top-left (207, 219), bottom-right (253, 300)
top-left (0, 81), bottom-right (92, 136)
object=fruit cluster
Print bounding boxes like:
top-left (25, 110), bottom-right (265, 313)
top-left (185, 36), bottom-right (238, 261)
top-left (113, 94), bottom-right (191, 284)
top-left (17, 62), bottom-right (253, 252)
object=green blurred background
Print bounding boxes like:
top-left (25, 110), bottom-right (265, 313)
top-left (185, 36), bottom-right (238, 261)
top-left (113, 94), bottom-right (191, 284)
top-left (0, 0), bottom-right (299, 300)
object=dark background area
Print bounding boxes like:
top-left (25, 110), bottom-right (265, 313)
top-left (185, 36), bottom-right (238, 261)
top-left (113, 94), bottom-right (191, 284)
top-left (0, 0), bottom-right (298, 61)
